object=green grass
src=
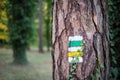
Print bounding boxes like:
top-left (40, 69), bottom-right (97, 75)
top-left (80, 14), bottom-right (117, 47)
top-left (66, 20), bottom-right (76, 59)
top-left (0, 49), bottom-right (52, 80)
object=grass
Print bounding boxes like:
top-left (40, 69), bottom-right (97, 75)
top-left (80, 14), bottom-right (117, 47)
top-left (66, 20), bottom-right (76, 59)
top-left (0, 48), bottom-right (52, 80)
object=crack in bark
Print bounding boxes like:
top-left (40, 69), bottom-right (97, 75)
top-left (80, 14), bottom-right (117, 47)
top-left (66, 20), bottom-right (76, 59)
top-left (58, 29), bottom-right (67, 80)
top-left (90, 0), bottom-right (99, 33)
top-left (93, 32), bottom-right (102, 80)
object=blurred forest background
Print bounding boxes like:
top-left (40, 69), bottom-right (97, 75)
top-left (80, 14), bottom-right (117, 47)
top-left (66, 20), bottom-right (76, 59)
top-left (0, 0), bottom-right (52, 80)
top-left (0, 0), bottom-right (52, 51)
top-left (0, 0), bottom-right (119, 80)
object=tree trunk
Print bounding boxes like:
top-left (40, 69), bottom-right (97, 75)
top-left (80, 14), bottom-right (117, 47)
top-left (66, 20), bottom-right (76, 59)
top-left (46, 19), bottom-right (50, 51)
top-left (13, 45), bottom-right (28, 65)
top-left (52, 0), bottom-right (109, 80)
top-left (38, 0), bottom-right (44, 53)
top-left (44, 0), bottom-right (52, 51)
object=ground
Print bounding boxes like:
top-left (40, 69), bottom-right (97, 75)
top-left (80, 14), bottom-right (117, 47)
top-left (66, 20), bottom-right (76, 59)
top-left (0, 48), bottom-right (52, 80)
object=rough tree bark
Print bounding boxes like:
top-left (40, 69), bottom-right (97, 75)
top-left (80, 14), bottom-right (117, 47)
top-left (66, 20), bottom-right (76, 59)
top-left (52, 0), bottom-right (109, 80)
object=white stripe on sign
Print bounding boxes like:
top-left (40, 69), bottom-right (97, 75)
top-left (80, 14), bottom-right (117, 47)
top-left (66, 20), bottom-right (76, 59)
top-left (68, 57), bottom-right (73, 63)
top-left (68, 57), bottom-right (83, 63)
top-left (68, 47), bottom-right (83, 52)
top-left (68, 36), bottom-right (83, 41)
top-left (78, 57), bottom-right (83, 63)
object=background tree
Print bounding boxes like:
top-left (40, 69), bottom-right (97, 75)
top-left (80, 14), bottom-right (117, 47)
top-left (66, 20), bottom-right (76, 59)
top-left (52, 0), bottom-right (109, 80)
top-left (109, 0), bottom-right (120, 79)
top-left (7, 0), bottom-right (37, 65)
top-left (43, 0), bottom-right (52, 51)
top-left (38, 0), bottom-right (44, 53)
top-left (38, 0), bottom-right (52, 52)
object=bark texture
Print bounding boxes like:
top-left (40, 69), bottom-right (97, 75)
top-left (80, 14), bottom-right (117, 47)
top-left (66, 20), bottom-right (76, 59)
top-left (52, 0), bottom-right (109, 80)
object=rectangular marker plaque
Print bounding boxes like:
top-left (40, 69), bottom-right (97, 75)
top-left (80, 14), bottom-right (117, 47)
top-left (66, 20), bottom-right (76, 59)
top-left (68, 35), bottom-right (84, 63)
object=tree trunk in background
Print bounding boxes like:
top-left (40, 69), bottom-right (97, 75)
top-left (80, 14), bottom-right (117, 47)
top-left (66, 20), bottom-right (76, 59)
top-left (13, 45), bottom-right (28, 65)
top-left (38, 0), bottom-right (44, 53)
top-left (44, 0), bottom-right (52, 51)
top-left (46, 19), bottom-right (50, 51)
top-left (52, 0), bottom-right (109, 80)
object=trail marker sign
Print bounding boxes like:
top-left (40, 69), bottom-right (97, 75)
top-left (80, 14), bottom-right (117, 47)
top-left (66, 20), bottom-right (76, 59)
top-left (68, 35), bottom-right (84, 63)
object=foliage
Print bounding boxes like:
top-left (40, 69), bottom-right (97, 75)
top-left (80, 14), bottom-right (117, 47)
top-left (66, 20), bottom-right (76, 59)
top-left (7, 0), bottom-right (38, 46)
top-left (0, 0), bottom-right (8, 24)
top-left (0, 23), bottom-right (8, 40)
top-left (69, 56), bottom-right (78, 80)
top-left (109, 0), bottom-right (120, 79)
top-left (0, 0), bottom-right (9, 45)
top-left (91, 58), bottom-right (104, 80)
